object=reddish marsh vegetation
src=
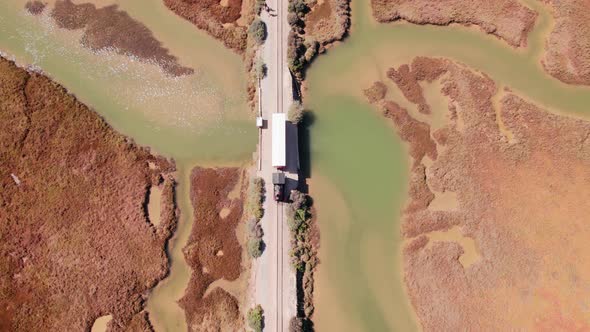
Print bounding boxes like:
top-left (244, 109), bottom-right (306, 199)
top-left (366, 57), bottom-right (590, 331)
top-left (50, 0), bottom-right (193, 76)
top-left (0, 56), bottom-right (177, 331)
top-left (539, 0), bottom-right (590, 85)
top-left (370, 0), bottom-right (537, 48)
top-left (162, 0), bottom-right (250, 53)
top-left (179, 167), bottom-right (247, 331)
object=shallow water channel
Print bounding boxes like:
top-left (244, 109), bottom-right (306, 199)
top-left (307, 0), bottom-right (590, 331)
top-left (0, 1), bottom-right (255, 332)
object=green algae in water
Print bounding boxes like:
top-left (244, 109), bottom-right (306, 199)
top-left (309, 96), bottom-right (414, 331)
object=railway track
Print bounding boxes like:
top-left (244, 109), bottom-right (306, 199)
top-left (276, 201), bottom-right (284, 332)
top-left (275, 0), bottom-right (285, 330)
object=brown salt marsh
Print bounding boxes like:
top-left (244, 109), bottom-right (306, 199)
top-left (0, 55), bottom-right (177, 331)
top-left (386, 57), bottom-right (590, 330)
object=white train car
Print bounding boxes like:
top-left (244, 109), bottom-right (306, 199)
top-left (272, 113), bottom-right (286, 169)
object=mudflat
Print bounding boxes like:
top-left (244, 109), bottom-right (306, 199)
top-left (0, 56), bottom-right (177, 331)
top-left (366, 56), bottom-right (590, 330)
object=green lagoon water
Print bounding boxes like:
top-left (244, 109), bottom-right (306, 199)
top-left (307, 0), bottom-right (590, 331)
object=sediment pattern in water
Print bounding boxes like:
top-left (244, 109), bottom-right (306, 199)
top-left (48, 0), bottom-right (193, 76)
top-left (0, 0), bottom-right (255, 162)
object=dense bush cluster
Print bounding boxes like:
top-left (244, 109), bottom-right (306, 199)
top-left (288, 101), bottom-right (305, 124)
top-left (247, 177), bottom-right (265, 219)
top-left (249, 18), bottom-right (267, 45)
top-left (286, 0), bottom-right (315, 77)
top-left (287, 190), bottom-right (317, 318)
top-left (286, 0), bottom-right (350, 80)
top-left (247, 305), bottom-right (264, 332)
top-left (245, 0), bottom-right (267, 110)
top-left (254, 0), bottom-right (266, 15)
top-left (255, 57), bottom-right (267, 79)
top-left (246, 177), bottom-right (266, 258)
top-left (289, 316), bottom-right (304, 332)
top-left (287, 32), bottom-right (314, 78)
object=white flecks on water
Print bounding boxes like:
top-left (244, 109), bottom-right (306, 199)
top-left (1, 2), bottom-right (256, 161)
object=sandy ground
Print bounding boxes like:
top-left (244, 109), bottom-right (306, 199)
top-left (0, 56), bottom-right (177, 331)
top-left (178, 167), bottom-right (247, 332)
top-left (365, 56), bottom-right (590, 331)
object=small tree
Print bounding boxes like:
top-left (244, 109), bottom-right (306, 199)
top-left (248, 305), bottom-right (264, 332)
top-left (289, 316), bottom-right (304, 332)
top-left (255, 57), bottom-right (267, 79)
top-left (249, 19), bottom-right (267, 45)
top-left (290, 190), bottom-right (307, 209)
top-left (254, 0), bottom-right (266, 15)
top-left (288, 56), bottom-right (305, 76)
top-left (288, 0), bottom-right (308, 16)
top-left (287, 12), bottom-right (301, 27)
top-left (247, 177), bottom-right (265, 220)
top-left (288, 101), bottom-right (305, 124)
top-left (247, 237), bottom-right (263, 258)
top-left (303, 38), bottom-right (319, 62)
